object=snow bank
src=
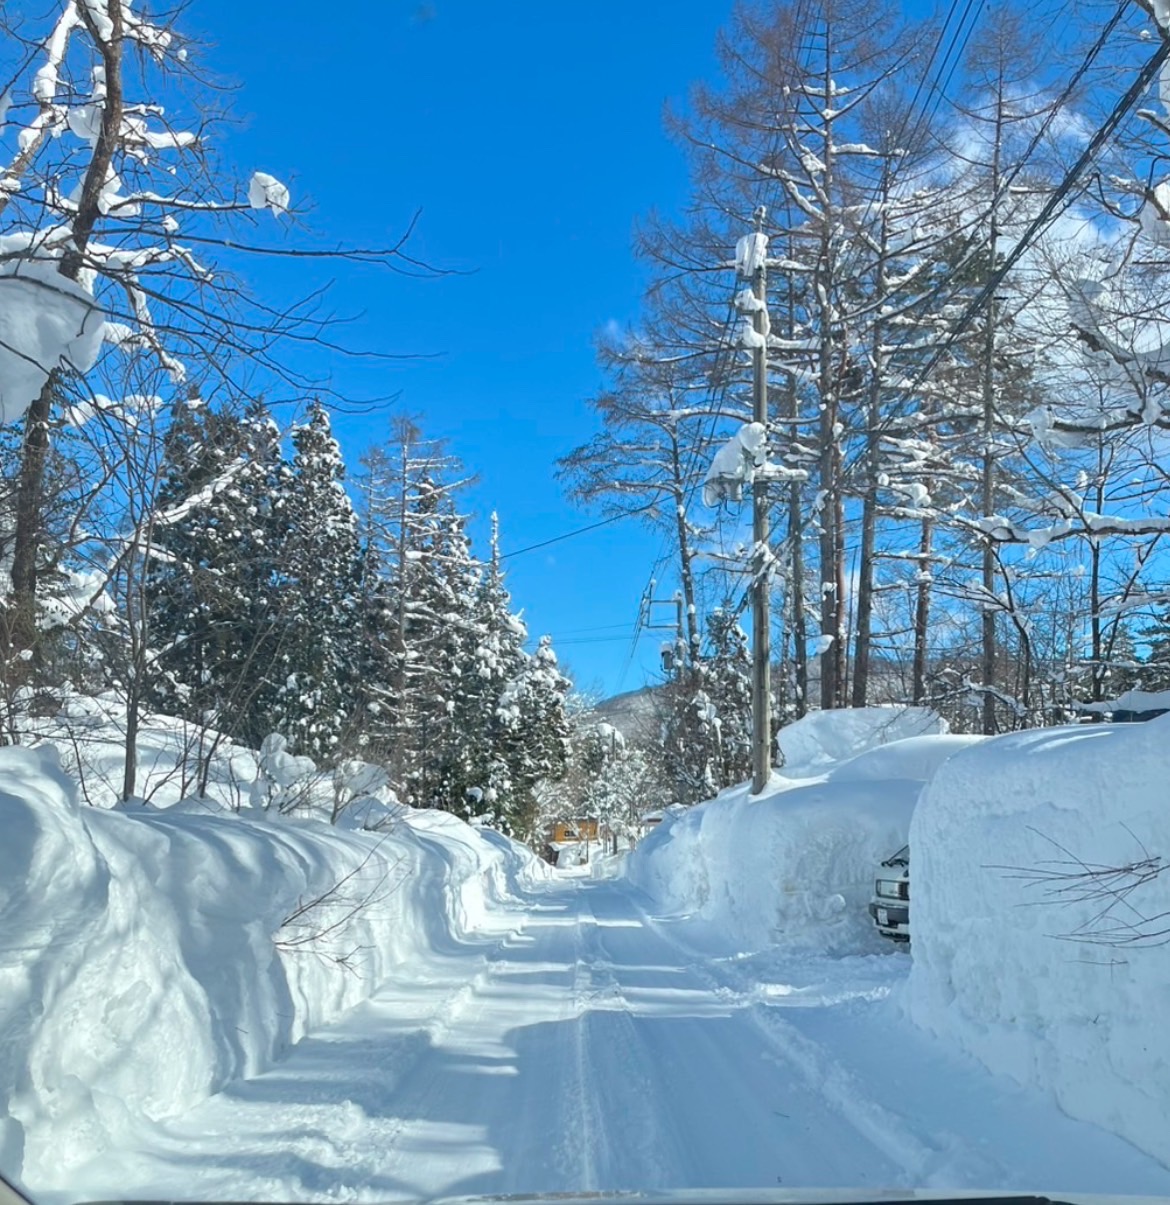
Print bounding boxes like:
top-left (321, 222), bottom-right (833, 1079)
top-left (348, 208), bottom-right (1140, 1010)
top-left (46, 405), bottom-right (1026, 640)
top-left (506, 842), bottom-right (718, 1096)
top-left (27, 693), bottom-right (261, 811)
top-left (0, 744), bottom-right (546, 1192)
top-left (825, 733), bottom-right (982, 784)
top-left (1078, 687), bottom-right (1170, 716)
top-left (777, 705), bottom-right (947, 776)
top-left (627, 710), bottom-right (976, 955)
top-left (908, 718), bottom-right (1170, 1167)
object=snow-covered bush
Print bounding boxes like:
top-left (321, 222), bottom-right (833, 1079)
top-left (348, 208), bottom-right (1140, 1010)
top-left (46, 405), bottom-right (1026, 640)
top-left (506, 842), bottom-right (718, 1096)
top-left (908, 716), bottom-right (1170, 1167)
top-left (250, 733), bottom-right (318, 813)
top-left (330, 757), bottom-right (392, 823)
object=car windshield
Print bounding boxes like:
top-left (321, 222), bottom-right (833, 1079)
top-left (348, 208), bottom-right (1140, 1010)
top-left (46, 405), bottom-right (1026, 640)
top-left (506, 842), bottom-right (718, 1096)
top-left (1, 1), bottom-right (1170, 1204)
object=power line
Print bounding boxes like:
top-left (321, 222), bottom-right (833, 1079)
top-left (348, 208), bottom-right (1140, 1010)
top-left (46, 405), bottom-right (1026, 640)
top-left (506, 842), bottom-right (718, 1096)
top-left (912, 32), bottom-right (1170, 391)
top-left (990, 0), bottom-right (1127, 209)
top-left (838, 0), bottom-right (1137, 466)
top-left (913, 0), bottom-right (987, 146)
top-left (549, 634), bottom-right (655, 648)
top-left (552, 621), bottom-right (644, 637)
top-left (891, 0), bottom-right (986, 184)
top-left (497, 501), bottom-right (658, 561)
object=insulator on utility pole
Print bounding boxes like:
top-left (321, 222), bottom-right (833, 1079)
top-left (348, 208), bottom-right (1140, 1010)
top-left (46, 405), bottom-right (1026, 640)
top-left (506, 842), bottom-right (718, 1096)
top-left (645, 589), bottom-right (687, 678)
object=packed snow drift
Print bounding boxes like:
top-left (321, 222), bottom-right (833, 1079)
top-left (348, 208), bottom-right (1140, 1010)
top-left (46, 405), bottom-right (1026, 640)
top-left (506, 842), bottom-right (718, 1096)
top-left (625, 707), bottom-right (980, 954)
top-left (628, 705), bottom-right (1170, 1169)
top-left (908, 716), bottom-right (1170, 1168)
top-left (776, 704), bottom-right (950, 775)
top-left (0, 731), bottom-right (547, 1192)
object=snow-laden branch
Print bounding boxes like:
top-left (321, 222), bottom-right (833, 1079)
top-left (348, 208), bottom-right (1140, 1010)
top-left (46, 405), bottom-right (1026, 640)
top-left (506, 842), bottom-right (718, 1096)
top-left (0, 4), bottom-right (80, 210)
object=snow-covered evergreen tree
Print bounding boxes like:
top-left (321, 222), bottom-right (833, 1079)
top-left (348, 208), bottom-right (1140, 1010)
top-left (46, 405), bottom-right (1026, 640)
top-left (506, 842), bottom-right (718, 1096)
top-left (398, 476), bottom-right (482, 805)
top-left (1139, 608), bottom-right (1170, 692)
top-left (703, 609), bottom-right (753, 788)
top-left (352, 422), bottom-right (494, 806)
top-left (496, 635), bottom-right (573, 836)
top-left (269, 401), bottom-right (362, 758)
top-left (655, 604), bottom-right (763, 803)
top-left (447, 514), bottom-right (528, 824)
top-left (146, 397), bottom-right (286, 746)
top-left (658, 672), bottom-right (718, 806)
top-left (348, 537), bottom-right (401, 760)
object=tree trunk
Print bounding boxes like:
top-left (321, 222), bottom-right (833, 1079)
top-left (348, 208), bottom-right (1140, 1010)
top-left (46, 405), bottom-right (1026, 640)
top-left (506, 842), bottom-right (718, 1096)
top-left (853, 205), bottom-right (890, 707)
top-left (123, 689), bottom-right (141, 802)
top-left (669, 434), bottom-right (700, 670)
top-left (853, 490), bottom-right (876, 708)
top-left (815, 27), bottom-right (847, 712)
top-left (787, 331), bottom-right (808, 717)
top-left (912, 517), bottom-right (934, 703)
top-left (8, 0), bottom-right (125, 662)
top-left (7, 378), bottom-right (54, 659)
top-left (1089, 463), bottom-right (1105, 703)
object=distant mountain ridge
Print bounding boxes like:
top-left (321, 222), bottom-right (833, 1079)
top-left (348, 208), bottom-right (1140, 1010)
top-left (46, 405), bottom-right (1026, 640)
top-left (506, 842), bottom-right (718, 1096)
top-left (590, 685), bottom-right (661, 741)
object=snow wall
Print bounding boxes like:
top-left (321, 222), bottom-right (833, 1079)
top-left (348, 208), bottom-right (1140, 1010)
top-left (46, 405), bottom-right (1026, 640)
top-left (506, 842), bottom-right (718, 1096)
top-left (626, 707), bottom-right (980, 954)
top-left (908, 717), bottom-right (1170, 1167)
top-left (0, 744), bottom-right (546, 1192)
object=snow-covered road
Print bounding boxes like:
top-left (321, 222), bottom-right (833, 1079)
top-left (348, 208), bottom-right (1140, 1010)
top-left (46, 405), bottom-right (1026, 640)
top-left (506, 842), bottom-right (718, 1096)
top-left (68, 872), bottom-right (1170, 1203)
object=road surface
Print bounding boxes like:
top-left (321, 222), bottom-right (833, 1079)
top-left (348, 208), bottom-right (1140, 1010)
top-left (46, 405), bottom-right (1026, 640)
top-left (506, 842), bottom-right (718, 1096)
top-left (68, 871), bottom-right (1170, 1201)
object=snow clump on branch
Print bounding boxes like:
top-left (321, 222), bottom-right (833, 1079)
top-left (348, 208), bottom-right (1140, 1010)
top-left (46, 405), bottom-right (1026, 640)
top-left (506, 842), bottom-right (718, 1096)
top-left (0, 233), bottom-right (104, 423)
top-left (248, 171), bottom-right (291, 216)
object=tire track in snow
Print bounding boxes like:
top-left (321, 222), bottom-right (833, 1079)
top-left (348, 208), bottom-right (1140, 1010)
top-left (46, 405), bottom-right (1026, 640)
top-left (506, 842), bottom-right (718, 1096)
top-left (564, 888), bottom-right (692, 1191)
top-left (572, 882), bottom-right (911, 1190)
top-left (619, 887), bottom-right (1043, 1191)
top-left (370, 880), bottom-right (597, 1199)
top-left (617, 887), bottom-right (971, 1187)
top-left (567, 892), bottom-right (602, 1192)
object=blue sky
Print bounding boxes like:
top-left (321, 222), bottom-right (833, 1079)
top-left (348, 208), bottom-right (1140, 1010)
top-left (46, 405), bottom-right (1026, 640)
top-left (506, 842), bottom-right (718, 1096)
top-left (179, 1), bottom-right (734, 698)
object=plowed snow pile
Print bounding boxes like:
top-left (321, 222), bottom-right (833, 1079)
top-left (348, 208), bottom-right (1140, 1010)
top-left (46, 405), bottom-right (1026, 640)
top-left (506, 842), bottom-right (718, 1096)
top-left (625, 707), bottom-right (980, 953)
top-left (909, 717), bottom-right (1170, 1167)
top-left (776, 704), bottom-right (948, 775)
top-left (0, 742), bottom-right (545, 1192)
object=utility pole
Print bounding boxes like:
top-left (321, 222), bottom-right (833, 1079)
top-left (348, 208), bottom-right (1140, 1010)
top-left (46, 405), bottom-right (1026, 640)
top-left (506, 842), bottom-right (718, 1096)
top-left (749, 207), bottom-right (771, 794)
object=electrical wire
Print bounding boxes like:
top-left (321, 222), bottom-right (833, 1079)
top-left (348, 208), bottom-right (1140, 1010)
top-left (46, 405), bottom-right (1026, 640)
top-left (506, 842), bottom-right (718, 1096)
top-left (911, 32), bottom-right (1170, 393)
top-left (992, 0), bottom-right (1127, 205)
top-left (909, 0), bottom-right (987, 152)
top-left (497, 501), bottom-right (659, 561)
top-left (721, 19), bottom-right (1157, 628)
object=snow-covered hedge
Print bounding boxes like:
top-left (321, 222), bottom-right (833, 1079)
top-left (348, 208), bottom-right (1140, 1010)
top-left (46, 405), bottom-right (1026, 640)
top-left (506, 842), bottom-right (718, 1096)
top-left (626, 709), bottom-right (979, 954)
top-left (0, 744), bottom-right (546, 1191)
top-left (908, 717), bottom-right (1170, 1167)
